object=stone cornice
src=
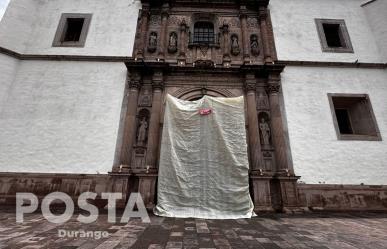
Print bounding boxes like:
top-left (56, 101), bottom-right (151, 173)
top-left (1, 46), bottom-right (386, 69)
top-left (0, 46), bottom-right (130, 62)
top-left (276, 60), bottom-right (387, 69)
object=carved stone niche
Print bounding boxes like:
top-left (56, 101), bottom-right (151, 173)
top-left (136, 109), bottom-right (150, 147)
top-left (250, 34), bottom-right (260, 56)
top-left (148, 31), bottom-right (158, 53)
top-left (132, 109), bottom-right (150, 170)
top-left (168, 32), bottom-right (178, 54)
top-left (258, 112), bottom-right (271, 148)
top-left (230, 34), bottom-right (240, 56)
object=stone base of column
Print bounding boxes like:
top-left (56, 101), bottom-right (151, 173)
top-left (107, 173), bottom-right (132, 209)
top-left (276, 176), bottom-right (302, 212)
top-left (137, 173), bottom-right (158, 210)
top-left (250, 175), bottom-right (274, 212)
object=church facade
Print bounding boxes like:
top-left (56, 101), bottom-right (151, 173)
top-left (0, 0), bottom-right (386, 212)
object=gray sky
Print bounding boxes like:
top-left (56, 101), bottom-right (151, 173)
top-left (0, 0), bottom-right (10, 21)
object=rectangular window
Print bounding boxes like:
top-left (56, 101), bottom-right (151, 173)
top-left (63, 18), bottom-right (85, 42)
top-left (328, 94), bottom-right (382, 141)
top-left (315, 19), bottom-right (353, 53)
top-left (53, 13), bottom-right (92, 47)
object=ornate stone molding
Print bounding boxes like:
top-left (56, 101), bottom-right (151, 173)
top-left (128, 72), bottom-right (142, 89)
top-left (266, 84), bottom-right (280, 94)
top-left (258, 7), bottom-right (268, 20)
top-left (244, 73), bottom-right (256, 92)
top-left (152, 71), bottom-right (165, 90)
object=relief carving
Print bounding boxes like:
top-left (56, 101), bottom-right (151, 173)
top-left (139, 89), bottom-right (152, 107)
top-left (148, 32), bottom-right (158, 53)
top-left (230, 34), bottom-right (240, 56)
top-left (257, 91), bottom-right (269, 110)
top-left (149, 15), bottom-right (161, 26)
top-left (259, 117), bottom-right (271, 147)
top-left (168, 32), bottom-right (178, 53)
top-left (137, 118), bottom-right (148, 146)
top-left (247, 18), bottom-right (259, 29)
top-left (250, 34), bottom-right (260, 56)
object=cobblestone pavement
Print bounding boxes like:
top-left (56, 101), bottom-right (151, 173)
top-left (0, 210), bottom-right (386, 249)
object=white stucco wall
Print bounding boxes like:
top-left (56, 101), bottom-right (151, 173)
top-left (0, 54), bottom-right (18, 107)
top-left (362, 0), bottom-right (387, 62)
top-left (0, 0), bottom-right (39, 52)
top-left (0, 0), bottom-right (141, 56)
top-left (0, 0), bottom-right (141, 173)
top-left (0, 61), bottom-right (127, 173)
top-left (282, 66), bottom-right (387, 184)
top-left (269, 0), bottom-right (383, 63)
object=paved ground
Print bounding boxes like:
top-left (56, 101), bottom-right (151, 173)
top-left (0, 210), bottom-right (386, 249)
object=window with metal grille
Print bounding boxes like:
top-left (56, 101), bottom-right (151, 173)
top-left (193, 22), bottom-right (215, 44)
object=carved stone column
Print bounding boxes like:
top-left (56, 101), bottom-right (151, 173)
top-left (178, 19), bottom-right (187, 64)
top-left (259, 7), bottom-right (272, 63)
top-left (145, 70), bottom-right (164, 170)
top-left (266, 72), bottom-right (292, 174)
top-left (158, 4), bottom-right (169, 59)
top-left (222, 23), bottom-right (231, 64)
top-left (245, 73), bottom-right (263, 172)
top-left (119, 72), bottom-right (142, 172)
top-left (240, 6), bottom-right (250, 63)
top-left (136, 6), bottom-right (149, 59)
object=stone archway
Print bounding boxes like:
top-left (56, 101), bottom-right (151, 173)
top-left (171, 87), bottom-right (236, 101)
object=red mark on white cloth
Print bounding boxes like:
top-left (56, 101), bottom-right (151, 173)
top-left (199, 108), bottom-right (212, 115)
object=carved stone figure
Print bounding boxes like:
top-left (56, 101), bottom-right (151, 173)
top-left (168, 32), bottom-right (178, 53)
top-left (137, 118), bottom-right (148, 145)
top-left (148, 32), bottom-right (157, 53)
top-left (257, 91), bottom-right (269, 109)
top-left (259, 118), bottom-right (271, 146)
top-left (250, 35), bottom-right (260, 56)
top-left (231, 34), bottom-right (240, 56)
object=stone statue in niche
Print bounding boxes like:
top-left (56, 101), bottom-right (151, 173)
top-left (259, 118), bottom-right (271, 146)
top-left (137, 118), bottom-right (148, 145)
top-left (250, 34), bottom-right (260, 56)
top-left (148, 32), bottom-right (157, 53)
top-left (230, 34), bottom-right (240, 56)
top-left (168, 32), bottom-right (178, 53)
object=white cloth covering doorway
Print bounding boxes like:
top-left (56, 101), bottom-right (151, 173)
top-left (154, 94), bottom-right (255, 219)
